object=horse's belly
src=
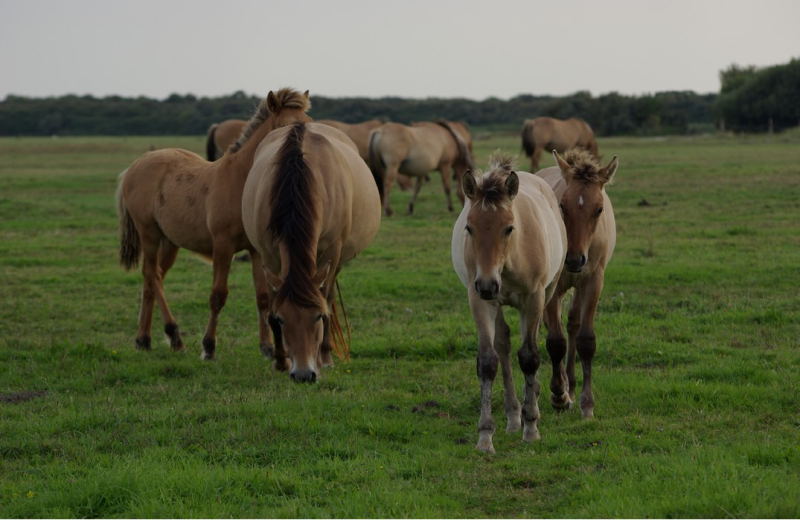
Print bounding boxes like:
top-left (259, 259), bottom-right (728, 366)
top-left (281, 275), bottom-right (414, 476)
top-left (155, 209), bottom-right (214, 254)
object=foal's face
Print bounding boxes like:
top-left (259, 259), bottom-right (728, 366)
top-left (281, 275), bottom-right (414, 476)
top-left (272, 301), bottom-right (326, 383)
top-left (559, 181), bottom-right (605, 273)
top-left (465, 205), bottom-right (515, 300)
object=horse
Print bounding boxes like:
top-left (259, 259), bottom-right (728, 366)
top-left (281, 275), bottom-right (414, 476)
top-left (205, 119), bottom-right (248, 161)
top-left (537, 148), bottom-right (617, 419)
top-left (116, 88), bottom-right (312, 360)
top-left (368, 120), bottom-right (476, 216)
top-left (521, 117), bottom-right (599, 172)
top-left (452, 151), bottom-right (566, 454)
top-left (242, 122), bottom-right (381, 382)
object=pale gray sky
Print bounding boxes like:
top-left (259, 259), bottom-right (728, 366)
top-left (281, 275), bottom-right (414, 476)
top-left (1, 0), bottom-right (798, 101)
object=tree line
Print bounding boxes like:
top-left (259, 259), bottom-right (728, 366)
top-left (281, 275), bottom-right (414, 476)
top-left (1, 58), bottom-right (796, 137)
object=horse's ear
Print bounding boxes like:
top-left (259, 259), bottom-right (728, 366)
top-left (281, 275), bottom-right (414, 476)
top-left (303, 90), bottom-right (310, 100)
top-left (462, 171), bottom-right (477, 200)
top-left (553, 150), bottom-right (571, 180)
top-left (266, 268), bottom-right (283, 292)
top-left (313, 261), bottom-right (331, 290)
top-left (505, 171), bottom-right (519, 201)
top-left (598, 156), bottom-right (618, 185)
top-left (267, 91), bottom-right (279, 114)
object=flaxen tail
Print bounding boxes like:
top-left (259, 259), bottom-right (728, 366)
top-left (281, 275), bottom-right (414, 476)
top-left (205, 124), bottom-right (219, 161)
top-left (367, 129), bottom-right (385, 203)
top-left (521, 120), bottom-right (536, 158)
top-left (116, 169), bottom-right (141, 271)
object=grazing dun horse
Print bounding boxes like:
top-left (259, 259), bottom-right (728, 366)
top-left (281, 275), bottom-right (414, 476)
top-left (205, 119), bottom-right (248, 161)
top-left (452, 152), bottom-right (566, 454)
top-left (537, 148), bottom-right (617, 419)
top-left (368, 120), bottom-right (476, 216)
top-left (521, 117), bottom-right (599, 172)
top-left (242, 122), bottom-right (381, 382)
top-left (116, 88), bottom-right (312, 360)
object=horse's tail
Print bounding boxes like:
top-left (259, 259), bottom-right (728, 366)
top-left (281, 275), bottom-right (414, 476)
top-left (521, 119), bottom-right (536, 158)
top-left (205, 123), bottom-right (219, 161)
top-left (329, 279), bottom-right (351, 361)
top-left (367, 129), bottom-right (385, 203)
top-left (116, 169), bottom-right (141, 271)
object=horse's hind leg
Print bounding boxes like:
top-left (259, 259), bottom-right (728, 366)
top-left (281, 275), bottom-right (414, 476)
top-left (408, 176), bottom-right (424, 214)
top-left (200, 241), bottom-right (235, 361)
top-left (156, 238), bottom-right (184, 351)
top-left (530, 145), bottom-right (544, 172)
top-left (438, 163), bottom-right (454, 212)
top-left (248, 250), bottom-right (274, 359)
top-left (494, 307), bottom-right (521, 433)
top-left (544, 290), bottom-right (570, 410)
top-left (134, 231), bottom-right (166, 351)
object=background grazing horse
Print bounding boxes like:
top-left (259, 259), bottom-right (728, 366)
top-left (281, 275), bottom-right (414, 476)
top-left (537, 148), bottom-right (617, 419)
top-left (451, 152), bottom-right (566, 454)
top-left (242, 122), bottom-right (381, 383)
top-left (368, 120), bottom-right (476, 216)
top-left (116, 88), bottom-right (312, 360)
top-left (317, 118), bottom-right (413, 191)
top-left (521, 117), bottom-right (599, 172)
top-left (205, 119), bottom-right (248, 161)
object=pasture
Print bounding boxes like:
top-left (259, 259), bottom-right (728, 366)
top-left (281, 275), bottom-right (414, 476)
top-left (1, 131), bottom-right (799, 517)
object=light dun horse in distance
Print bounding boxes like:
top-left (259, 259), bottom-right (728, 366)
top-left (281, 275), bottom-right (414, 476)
top-left (521, 117), bottom-right (599, 172)
top-left (452, 151), bottom-right (566, 454)
top-left (205, 119), bottom-right (248, 161)
top-left (242, 122), bottom-right (381, 383)
top-left (538, 148), bottom-right (617, 419)
top-left (368, 120), bottom-right (476, 216)
top-left (116, 88), bottom-right (312, 360)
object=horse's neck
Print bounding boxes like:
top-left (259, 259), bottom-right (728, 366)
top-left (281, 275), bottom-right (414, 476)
top-left (219, 121), bottom-right (273, 177)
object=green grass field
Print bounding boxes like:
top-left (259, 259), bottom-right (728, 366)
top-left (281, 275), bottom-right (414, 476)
top-left (1, 130), bottom-right (799, 518)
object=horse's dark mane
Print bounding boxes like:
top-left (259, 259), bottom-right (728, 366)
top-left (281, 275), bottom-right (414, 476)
top-left (435, 119), bottom-right (475, 171)
top-left (228, 88), bottom-right (311, 154)
top-left (564, 147), bottom-right (603, 184)
top-left (268, 122), bottom-right (325, 309)
top-left (475, 151), bottom-right (516, 210)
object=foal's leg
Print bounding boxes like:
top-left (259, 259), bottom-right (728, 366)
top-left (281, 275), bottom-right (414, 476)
top-left (494, 307), bottom-right (521, 433)
top-left (544, 289), bottom-right (571, 410)
top-left (135, 230), bottom-right (167, 351)
top-left (407, 176), bottom-right (424, 215)
top-left (469, 292), bottom-right (499, 454)
top-left (566, 290), bottom-right (583, 407)
top-left (200, 241), bottom-right (236, 361)
top-left (156, 238), bottom-right (184, 351)
top-left (268, 312), bottom-right (289, 372)
top-left (248, 250), bottom-right (273, 359)
top-left (573, 270), bottom-right (605, 419)
top-left (518, 291), bottom-right (545, 442)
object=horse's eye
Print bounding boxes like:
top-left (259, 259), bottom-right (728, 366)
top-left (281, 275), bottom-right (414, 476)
top-left (559, 203), bottom-right (565, 212)
top-left (275, 316), bottom-right (284, 325)
top-left (596, 207), bottom-right (604, 216)
top-left (315, 313), bottom-right (323, 322)
top-left (505, 226), bottom-right (514, 236)
top-left (465, 225), bottom-right (473, 235)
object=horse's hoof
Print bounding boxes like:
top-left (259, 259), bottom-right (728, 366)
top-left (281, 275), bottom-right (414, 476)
top-left (135, 336), bottom-right (151, 351)
top-left (260, 343), bottom-right (275, 359)
top-left (273, 358), bottom-right (290, 372)
top-left (551, 392), bottom-right (572, 411)
top-left (506, 422), bottom-right (521, 434)
top-left (522, 424), bottom-right (541, 442)
top-left (476, 440), bottom-right (496, 454)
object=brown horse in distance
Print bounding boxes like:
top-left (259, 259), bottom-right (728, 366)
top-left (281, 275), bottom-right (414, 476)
top-left (116, 88), bottom-right (312, 360)
top-left (452, 152), bottom-right (566, 453)
top-left (242, 122), bottom-right (381, 382)
top-left (537, 148), bottom-right (617, 420)
top-left (205, 119), bottom-right (248, 161)
top-left (521, 117), bottom-right (599, 172)
top-left (368, 120), bottom-right (476, 216)
top-left (317, 119), bottom-right (413, 191)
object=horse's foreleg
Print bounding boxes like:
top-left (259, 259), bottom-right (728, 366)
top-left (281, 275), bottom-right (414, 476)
top-left (268, 312), bottom-right (289, 372)
top-left (494, 307), bottom-right (521, 433)
top-left (544, 290), bottom-right (570, 410)
top-left (248, 250), bottom-right (273, 359)
top-left (156, 238), bottom-right (184, 351)
top-left (518, 291), bottom-right (545, 442)
top-left (573, 271), bottom-right (605, 419)
top-left (408, 176), bottom-right (424, 214)
top-left (469, 293), bottom-right (499, 454)
top-left (200, 243), bottom-right (234, 361)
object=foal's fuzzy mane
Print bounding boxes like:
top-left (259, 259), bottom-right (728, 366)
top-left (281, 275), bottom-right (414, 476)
top-left (473, 151), bottom-right (516, 210)
top-left (228, 88), bottom-right (311, 154)
top-left (563, 147), bottom-right (605, 184)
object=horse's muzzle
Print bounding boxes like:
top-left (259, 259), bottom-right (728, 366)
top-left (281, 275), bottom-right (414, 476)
top-left (565, 253), bottom-right (587, 273)
top-left (290, 369), bottom-right (318, 383)
top-left (474, 279), bottom-right (499, 301)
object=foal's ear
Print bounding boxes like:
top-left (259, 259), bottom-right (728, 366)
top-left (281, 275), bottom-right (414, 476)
top-left (553, 150), bottom-right (572, 180)
top-left (267, 91), bottom-right (279, 114)
top-left (303, 90), bottom-right (310, 101)
top-left (266, 268), bottom-right (283, 292)
top-left (313, 261), bottom-right (331, 290)
top-left (462, 171), bottom-right (478, 200)
top-left (598, 156), bottom-right (618, 185)
top-left (505, 171), bottom-right (519, 201)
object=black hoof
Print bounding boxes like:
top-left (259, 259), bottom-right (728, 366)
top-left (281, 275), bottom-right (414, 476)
top-left (135, 336), bottom-right (151, 351)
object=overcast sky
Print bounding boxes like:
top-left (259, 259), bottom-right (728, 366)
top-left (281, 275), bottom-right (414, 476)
top-left (1, 0), bottom-right (798, 101)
